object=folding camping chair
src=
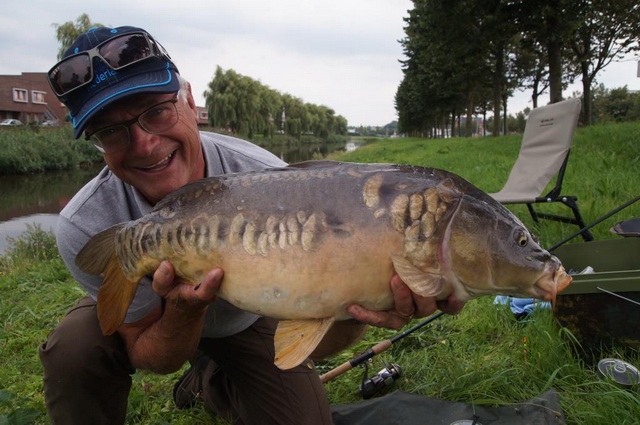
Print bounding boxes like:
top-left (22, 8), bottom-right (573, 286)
top-left (489, 98), bottom-right (593, 241)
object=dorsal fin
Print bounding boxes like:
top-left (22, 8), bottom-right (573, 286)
top-left (286, 160), bottom-right (344, 169)
top-left (75, 223), bottom-right (124, 275)
top-left (96, 254), bottom-right (141, 335)
top-left (75, 222), bottom-right (142, 335)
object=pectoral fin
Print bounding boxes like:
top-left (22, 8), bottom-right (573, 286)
top-left (274, 318), bottom-right (336, 370)
top-left (391, 254), bottom-right (444, 297)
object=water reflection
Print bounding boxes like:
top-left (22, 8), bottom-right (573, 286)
top-left (0, 165), bottom-right (105, 222)
top-left (255, 140), bottom-right (352, 163)
top-left (0, 165), bottom-right (104, 254)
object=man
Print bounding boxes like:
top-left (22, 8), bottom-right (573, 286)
top-left (40, 26), bottom-right (464, 425)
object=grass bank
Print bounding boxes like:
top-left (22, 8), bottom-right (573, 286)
top-left (1, 121), bottom-right (639, 424)
top-left (0, 126), bottom-right (103, 174)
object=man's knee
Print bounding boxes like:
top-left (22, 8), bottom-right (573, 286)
top-left (39, 297), bottom-right (133, 379)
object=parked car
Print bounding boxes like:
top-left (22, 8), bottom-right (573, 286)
top-left (0, 119), bottom-right (23, 126)
top-left (40, 120), bottom-right (59, 127)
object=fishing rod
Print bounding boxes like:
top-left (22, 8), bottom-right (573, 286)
top-left (320, 311), bottom-right (446, 384)
top-left (548, 196), bottom-right (640, 252)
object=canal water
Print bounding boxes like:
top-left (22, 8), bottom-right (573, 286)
top-left (0, 139), bottom-right (363, 254)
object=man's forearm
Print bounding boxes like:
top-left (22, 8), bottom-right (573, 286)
top-left (124, 304), bottom-right (208, 374)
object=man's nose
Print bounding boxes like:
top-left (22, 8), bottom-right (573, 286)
top-left (128, 123), bottom-right (159, 155)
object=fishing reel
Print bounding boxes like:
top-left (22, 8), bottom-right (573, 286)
top-left (359, 362), bottom-right (402, 399)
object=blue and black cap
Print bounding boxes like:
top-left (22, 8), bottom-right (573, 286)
top-left (54, 26), bottom-right (180, 139)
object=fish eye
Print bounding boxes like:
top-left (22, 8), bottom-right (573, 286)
top-left (515, 232), bottom-right (528, 247)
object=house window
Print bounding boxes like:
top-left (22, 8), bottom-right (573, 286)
top-left (199, 111), bottom-right (209, 120)
top-left (13, 88), bottom-right (28, 103)
top-left (32, 91), bottom-right (46, 104)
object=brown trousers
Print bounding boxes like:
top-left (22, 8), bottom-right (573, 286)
top-left (39, 297), bottom-right (333, 425)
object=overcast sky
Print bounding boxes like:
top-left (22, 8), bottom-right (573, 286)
top-left (1, 1), bottom-right (638, 127)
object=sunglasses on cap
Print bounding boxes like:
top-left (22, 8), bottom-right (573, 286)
top-left (48, 31), bottom-right (171, 97)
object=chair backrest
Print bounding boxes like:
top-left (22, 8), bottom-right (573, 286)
top-left (490, 98), bottom-right (582, 203)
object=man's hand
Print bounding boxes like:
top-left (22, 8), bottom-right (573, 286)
top-left (346, 274), bottom-right (465, 330)
top-left (119, 261), bottom-right (223, 373)
top-left (152, 260), bottom-right (221, 314)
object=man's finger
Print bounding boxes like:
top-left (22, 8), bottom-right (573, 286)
top-left (437, 295), bottom-right (466, 315)
top-left (390, 275), bottom-right (416, 318)
top-left (152, 261), bottom-right (176, 296)
top-left (193, 268), bottom-right (223, 303)
top-left (347, 304), bottom-right (405, 330)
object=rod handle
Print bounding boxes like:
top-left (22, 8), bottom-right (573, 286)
top-left (320, 340), bottom-right (392, 383)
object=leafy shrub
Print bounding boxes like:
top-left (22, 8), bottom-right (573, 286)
top-left (1, 224), bottom-right (59, 271)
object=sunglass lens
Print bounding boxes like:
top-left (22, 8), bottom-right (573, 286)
top-left (49, 54), bottom-right (92, 95)
top-left (99, 34), bottom-right (152, 69)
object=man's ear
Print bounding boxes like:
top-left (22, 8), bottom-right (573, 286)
top-left (185, 82), bottom-right (197, 110)
top-left (183, 82), bottom-right (199, 124)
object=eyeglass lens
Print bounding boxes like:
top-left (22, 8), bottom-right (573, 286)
top-left (91, 99), bottom-right (178, 153)
top-left (49, 34), bottom-right (153, 96)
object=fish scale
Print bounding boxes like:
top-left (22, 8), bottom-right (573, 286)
top-left (75, 160), bottom-right (572, 370)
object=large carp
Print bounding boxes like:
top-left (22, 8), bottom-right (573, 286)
top-left (76, 161), bottom-right (571, 369)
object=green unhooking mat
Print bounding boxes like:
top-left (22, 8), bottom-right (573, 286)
top-left (331, 389), bottom-right (565, 425)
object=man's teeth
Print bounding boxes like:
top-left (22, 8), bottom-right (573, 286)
top-left (142, 153), bottom-right (173, 170)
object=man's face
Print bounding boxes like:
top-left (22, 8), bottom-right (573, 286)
top-left (86, 89), bottom-right (205, 205)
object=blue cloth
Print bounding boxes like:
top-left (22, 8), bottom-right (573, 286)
top-left (493, 296), bottom-right (551, 315)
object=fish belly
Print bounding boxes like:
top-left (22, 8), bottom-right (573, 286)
top-left (211, 229), bottom-right (399, 320)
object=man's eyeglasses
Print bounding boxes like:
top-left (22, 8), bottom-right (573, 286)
top-left (85, 97), bottom-right (179, 154)
top-left (48, 32), bottom-right (171, 97)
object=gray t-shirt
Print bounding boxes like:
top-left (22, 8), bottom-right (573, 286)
top-left (56, 131), bottom-right (286, 338)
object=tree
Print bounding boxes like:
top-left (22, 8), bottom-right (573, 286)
top-left (516, 0), bottom-right (581, 104)
top-left (52, 14), bottom-right (103, 60)
top-left (591, 84), bottom-right (640, 123)
top-left (517, 37), bottom-right (550, 108)
top-left (204, 66), bottom-right (346, 140)
top-left (568, 0), bottom-right (640, 125)
top-left (398, 1), bottom-right (480, 136)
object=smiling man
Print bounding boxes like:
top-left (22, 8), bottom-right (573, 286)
top-left (39, 25), bottom-right (464, 425)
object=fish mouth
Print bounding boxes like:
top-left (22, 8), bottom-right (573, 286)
top-left (531, 262), bottom-right (572, 304)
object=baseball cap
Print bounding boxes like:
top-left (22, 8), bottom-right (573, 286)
top-left (51, 26), bottom-right (180, 139)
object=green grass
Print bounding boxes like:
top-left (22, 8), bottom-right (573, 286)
top-left (1, 122), bottom-right (639, 424)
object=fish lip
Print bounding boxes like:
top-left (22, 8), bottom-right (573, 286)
top-left (531, 262), bottom-right (572, 303)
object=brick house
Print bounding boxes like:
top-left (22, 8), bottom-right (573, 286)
top-left (196, 105), bottom-right (209, 126)
top-left (1, 71), bottom-right (211, 126)
top-left (0, 72), bottom-right (68, 124)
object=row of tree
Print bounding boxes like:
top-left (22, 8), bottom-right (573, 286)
top-left (396, 0), bottom-right (640, 137)
top-left (203, 66), bottom-right (347, 139)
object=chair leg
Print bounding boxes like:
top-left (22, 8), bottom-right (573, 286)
top-left (527, 198), bottom-right (594, 242)
top-left (560, 197), bottom-right (594, 241)
top-left (527, 204), bottom-right (540, 223)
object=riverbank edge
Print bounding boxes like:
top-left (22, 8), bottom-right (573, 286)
top-left (0, 126), bottom-right (355, 175)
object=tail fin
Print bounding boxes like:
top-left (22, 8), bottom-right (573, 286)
top-left (76, 224), bottom-right (141, 335)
